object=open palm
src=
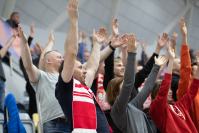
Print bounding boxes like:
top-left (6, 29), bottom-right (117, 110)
top-left (155, 55), bottom-right (168, 66)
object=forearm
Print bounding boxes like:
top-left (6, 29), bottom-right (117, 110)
top-left (130, 64), bottom-right (160, 109)
top-left (65, 22), bottom-right (78, 54)
top-left (62, 21), bottom-right (78, 83)
top-left (20, 40), bottom-right (33, 70)
top-left (103, 50), bottom-right (114, 90)
top-left (100, 45), bottom-right (113, 63)
top-left (85, 41), bottom-right (101, 87)
top-left (182, 35), bottom-right (187, 45)
top-left (167, 59), bottom-right (174, 74)
top-left (134, 53), bottom-right (158, 89)
top-left (155, 73), bottom-right (172, 104)
top-left (189, 79), bottom-right (199, 99)
top-left (154, 45), bottom-right (161, 55)
top-left (0, 36), bottom-right (15, 58)
top-left (121, 47), bottom-right (127, 66)
top-left (177, 44), bottom-right (192, 99)
top-left (28, 36), bottom-right (33, 46)
top-left (116, 52), bottom-right (136, 109)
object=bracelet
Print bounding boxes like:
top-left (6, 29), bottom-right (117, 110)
top-left (109, 42), bottom-right (115, 51)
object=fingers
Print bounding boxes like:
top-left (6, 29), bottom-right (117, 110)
top-left (68, 0), bottom-right (78, 10)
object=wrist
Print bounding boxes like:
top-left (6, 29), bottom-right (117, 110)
top-left (182, 37), bottom-right (188, 45)
top-left (109, 42), bottom-right (115, 51)
top-left (127, 49), bottom-right (136, 53)
top-left (155, 47), bottom-right (160, 54)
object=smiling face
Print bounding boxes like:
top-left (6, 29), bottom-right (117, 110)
top-left (114, 59), bottom-right (125, 77)
top-left (167, 88), bottom-right (174, 104)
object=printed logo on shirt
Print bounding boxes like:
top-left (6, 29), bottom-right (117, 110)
top-left (169, 105), bottom-right (186, 120)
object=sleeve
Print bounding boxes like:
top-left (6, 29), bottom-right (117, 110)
top-left (129, 64), bottom-right (160, 110)
top-left (55, 75), bottom-right (73, 117)
top-left (178, 79), bottom-right (199, 111)
top-left (140, 50), bottom-right (148, 67)
top-left (111, 52), bottom-right (136, 114)
top-left (30, 70), bottom-right (41, 91)
top-left (149, 73), bottom-right (172, 129)
top-left (177, 44), bottom-right (192, 99)
top-left (28, 36), bottom-right (33, 46)
top-left (19, 58), bottom-right (29, 81)
top-left (103, 50), bottom-right (114, 90)
top-left (131, 53), bottom-right (158, 99)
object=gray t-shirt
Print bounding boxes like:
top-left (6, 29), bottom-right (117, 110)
top-left (31, 70), bottom-right (65, 124)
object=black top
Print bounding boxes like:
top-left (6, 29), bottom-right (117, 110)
top-left (55, 76), bottom-right (73, 131)
top-left (0, 55), bottom-right (6, 81)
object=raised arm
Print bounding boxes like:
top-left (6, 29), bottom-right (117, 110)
top-left (177, 18), bottom-right (192, 99)
top-left (38, 32), bottom-right (55, 70)
top-left (61, 0), bottom-right (79, 82)
top-left (18, 26), bottom-right (40, 83)
top-left (130, 56), bottom-right (168, 110)
top-left (133, 33), bottom-right (168, 91)
top-left (149, 44), bottom-right (175, 128)
top-left (102, 34), bottom-right (128, 90)
top-left (84, 28), bottom-right (103, 87)
top-left (0, 35), bottom-right (16, 58)
top-left (179, 59), bottom-right (199, 110)
top-left (99, 18), bottom-right (126, 63)
top-left (112, 34), bottom-right (137, 113)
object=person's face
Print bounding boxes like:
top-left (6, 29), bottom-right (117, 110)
top-left (46, 51), bottom-right (63, 70)
top-left (114, 60), bottom-right (125, 77)
top-left (167, 89), bottom-right (174, 104)
top-left (192, 65), bottom-right (198, 76)
top-left (11, 14), bottom-right (20, 24)
top-left (84, 51), bottom-right (90, 62)
top-left (74, 61), bottom-right (87, 84)
top-left (173, 58), bottom-right (180, 72)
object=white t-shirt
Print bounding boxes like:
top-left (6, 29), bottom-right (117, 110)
top-left (31, 70), bottom-right (65, 124)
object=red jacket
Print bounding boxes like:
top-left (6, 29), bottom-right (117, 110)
top-left (150, 73), bottom-right (199, 133)
top-left (177, 44), bottom-right (199, 131)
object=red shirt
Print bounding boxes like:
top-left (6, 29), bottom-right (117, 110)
top-left (150, 73), bottom-right (199, 133)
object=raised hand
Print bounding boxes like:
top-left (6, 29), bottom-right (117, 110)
top-left (127, 34), bottom-right (137, 53)
top-left (67, 0), bottom-right (78, 23)
top-left (93, 28), bottom-right (107, 44)
top-left (157, 33), bottom-right (168, 49)
top-left (179, 18), bottom-right (187, 37)
top-left (112, 18), bottom-right (119, 37)
top-left (179, 18), bottom-right (188, 44)
top-left (111, 34), bottom-right (128, 48)
top-left (154, 55), bottom-right (168, 66)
